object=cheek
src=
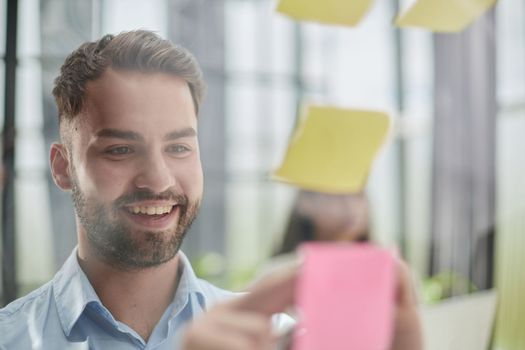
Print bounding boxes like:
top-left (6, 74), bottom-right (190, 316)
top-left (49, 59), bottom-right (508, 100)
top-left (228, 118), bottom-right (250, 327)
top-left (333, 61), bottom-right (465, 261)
top-left (79, 162), bottom-right (129, 201)
top-left (179, 158), bottom-right (203, 199)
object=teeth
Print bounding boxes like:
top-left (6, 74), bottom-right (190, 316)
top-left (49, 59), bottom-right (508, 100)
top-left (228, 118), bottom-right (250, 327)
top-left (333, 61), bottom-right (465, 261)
top-left (127, 205), bottom-right (173, 215)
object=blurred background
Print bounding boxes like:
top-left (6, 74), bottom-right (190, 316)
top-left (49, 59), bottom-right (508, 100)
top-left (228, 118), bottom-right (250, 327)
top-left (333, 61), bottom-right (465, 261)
top-left (0, 0), bottom-right (524, 348)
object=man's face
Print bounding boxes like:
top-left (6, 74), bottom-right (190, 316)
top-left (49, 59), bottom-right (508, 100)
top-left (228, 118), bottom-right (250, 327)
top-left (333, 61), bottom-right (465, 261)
top-left (65, 69), bottom-right (203, 270)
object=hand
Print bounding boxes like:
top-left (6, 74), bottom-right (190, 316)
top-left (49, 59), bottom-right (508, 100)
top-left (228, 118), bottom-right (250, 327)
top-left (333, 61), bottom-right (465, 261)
top-left (180, 266), bottom-right (296, 350)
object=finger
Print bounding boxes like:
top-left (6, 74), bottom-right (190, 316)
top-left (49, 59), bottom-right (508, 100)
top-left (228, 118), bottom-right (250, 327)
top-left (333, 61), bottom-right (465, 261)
top-left (182, 309), bottom-right (273, 350)
top-left (210, 308), bottom-right (273, 346)
top-left (182, 323), bottom-right (258, 350)
top-left (229, 262), bottom-right (297, 316)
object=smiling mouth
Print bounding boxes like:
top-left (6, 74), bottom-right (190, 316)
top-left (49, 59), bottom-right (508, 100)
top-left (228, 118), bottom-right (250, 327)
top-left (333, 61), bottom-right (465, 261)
top-left (125, 205), bottom-right (174, 216)
top-left (118, 204), bottom-right (180, 231)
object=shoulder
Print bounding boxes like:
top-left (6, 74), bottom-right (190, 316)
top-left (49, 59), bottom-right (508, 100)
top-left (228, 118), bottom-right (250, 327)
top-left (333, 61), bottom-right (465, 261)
top-left (0, 281), bottom-right (54, 319)
top-left (194, 277), bottom-right (241, 306)
top-left (0, 282), bottom-right (55, 345)
top-left (177, 250), bottom-right (241, 306)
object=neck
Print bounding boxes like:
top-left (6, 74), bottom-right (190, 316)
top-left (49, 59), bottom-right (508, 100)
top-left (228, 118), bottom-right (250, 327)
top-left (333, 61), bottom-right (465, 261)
top-left (77, 245), bottom-right (181, 342)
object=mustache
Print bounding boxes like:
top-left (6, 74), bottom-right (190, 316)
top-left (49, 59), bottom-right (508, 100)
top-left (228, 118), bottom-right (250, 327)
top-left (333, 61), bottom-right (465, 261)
top-left (113, 189), bottom-right (188, 207)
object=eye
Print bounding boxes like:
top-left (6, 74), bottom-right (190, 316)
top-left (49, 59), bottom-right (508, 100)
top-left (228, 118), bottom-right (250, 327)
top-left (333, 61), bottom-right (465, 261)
top-left (166, 144), bottom-right (191, 154)
top-left (105, 146), bottom-right (134, 156)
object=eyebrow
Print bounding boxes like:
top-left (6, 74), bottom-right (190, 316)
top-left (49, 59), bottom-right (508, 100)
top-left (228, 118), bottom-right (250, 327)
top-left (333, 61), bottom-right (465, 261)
top-left (96, 129), bottom-right (143, 141)
top-left (163, 127), bottom-right (197, 141)
top-left (95, 127), bottom-right (197, 142)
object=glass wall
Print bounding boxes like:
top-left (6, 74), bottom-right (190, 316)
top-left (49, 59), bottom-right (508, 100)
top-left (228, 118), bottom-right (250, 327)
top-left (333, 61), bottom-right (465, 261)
top-left (6, 0), bottom-right (525, 346)
top-left (5, 0), bottom-right (525, 347)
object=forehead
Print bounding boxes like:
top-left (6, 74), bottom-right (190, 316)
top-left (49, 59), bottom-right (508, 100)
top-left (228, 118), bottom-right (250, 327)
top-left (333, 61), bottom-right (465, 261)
top-left (77, 68), bottom-right (197, 136)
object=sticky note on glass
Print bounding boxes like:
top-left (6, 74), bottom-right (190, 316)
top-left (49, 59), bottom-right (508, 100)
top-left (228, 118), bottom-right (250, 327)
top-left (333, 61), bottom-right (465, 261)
top-left (275, 0), bottom-right (373, 27)
top-left (394, 0), bottom-right (497, 32)
top-left (293, 243), bottom-right (396, 350)
top-left (272, 105), bottom-right (390, 193)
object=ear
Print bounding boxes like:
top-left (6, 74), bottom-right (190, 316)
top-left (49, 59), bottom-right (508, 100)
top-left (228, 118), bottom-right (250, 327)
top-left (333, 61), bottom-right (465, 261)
top-left (50, 143), bottom-right (72, 190)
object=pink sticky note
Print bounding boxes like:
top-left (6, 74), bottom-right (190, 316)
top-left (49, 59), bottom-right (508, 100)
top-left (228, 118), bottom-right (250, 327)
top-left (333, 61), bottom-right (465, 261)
top-left (293, 243), bottom-right (396, 350)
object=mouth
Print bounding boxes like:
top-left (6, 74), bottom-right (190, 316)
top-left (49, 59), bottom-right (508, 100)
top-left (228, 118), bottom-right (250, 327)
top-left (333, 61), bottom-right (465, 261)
top-left (121, 204), bottom-right (180, 230)
top-left (126, 205), bottom-right (174, 216)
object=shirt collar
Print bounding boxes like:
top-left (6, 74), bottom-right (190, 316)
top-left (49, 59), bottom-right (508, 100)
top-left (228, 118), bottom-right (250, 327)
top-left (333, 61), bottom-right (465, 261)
top-left (52, 247), bottom-right (100, 336)
top-left (170, 251), bottom-right (207, 316)
top-left (52, 247), bottom-right (206, 336)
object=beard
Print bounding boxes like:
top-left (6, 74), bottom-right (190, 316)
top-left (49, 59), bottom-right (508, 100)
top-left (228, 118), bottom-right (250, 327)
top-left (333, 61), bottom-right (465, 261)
top-left (70, 175), bottom-right (199, 271)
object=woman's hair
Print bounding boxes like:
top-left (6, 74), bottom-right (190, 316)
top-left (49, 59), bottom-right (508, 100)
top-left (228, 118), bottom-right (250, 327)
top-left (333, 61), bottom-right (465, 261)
top-left (274, 190), bottom-right (370, 255)
top-left (274, 205), bottom-right (315, 256)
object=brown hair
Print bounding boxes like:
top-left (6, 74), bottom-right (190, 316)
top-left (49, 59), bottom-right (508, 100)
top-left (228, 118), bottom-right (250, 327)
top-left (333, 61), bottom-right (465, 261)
top-left (274, 190), bottom-right (370, 256)
top-left (53, 30), bottom-right (205, 127)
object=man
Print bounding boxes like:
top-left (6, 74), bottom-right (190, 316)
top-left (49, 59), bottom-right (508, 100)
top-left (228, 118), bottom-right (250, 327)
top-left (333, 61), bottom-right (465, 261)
top-left (0, 30), bottom-right (421, 350)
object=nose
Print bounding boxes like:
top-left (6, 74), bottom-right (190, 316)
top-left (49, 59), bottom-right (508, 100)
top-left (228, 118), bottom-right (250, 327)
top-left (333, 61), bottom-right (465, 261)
top-left (134, 152), bottom-right (175, 193)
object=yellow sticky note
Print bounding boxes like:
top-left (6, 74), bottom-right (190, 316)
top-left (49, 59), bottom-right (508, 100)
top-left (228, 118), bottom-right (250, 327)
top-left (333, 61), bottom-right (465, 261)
top-left (276, 0), bottom-right (373, 27)
top-left (272, 106), bottom-right (390, 193)
top-left (394, 0), bottom-right (497, 32)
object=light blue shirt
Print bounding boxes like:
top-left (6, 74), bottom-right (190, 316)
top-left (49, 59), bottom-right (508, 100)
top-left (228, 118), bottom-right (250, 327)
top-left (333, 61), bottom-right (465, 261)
top-left (0, 248), bottom-right (291, 349)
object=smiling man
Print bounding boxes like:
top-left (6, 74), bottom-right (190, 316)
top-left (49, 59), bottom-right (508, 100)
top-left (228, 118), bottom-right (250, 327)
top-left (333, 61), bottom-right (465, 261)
top-left (0, 30), bottom-right (294, 350)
